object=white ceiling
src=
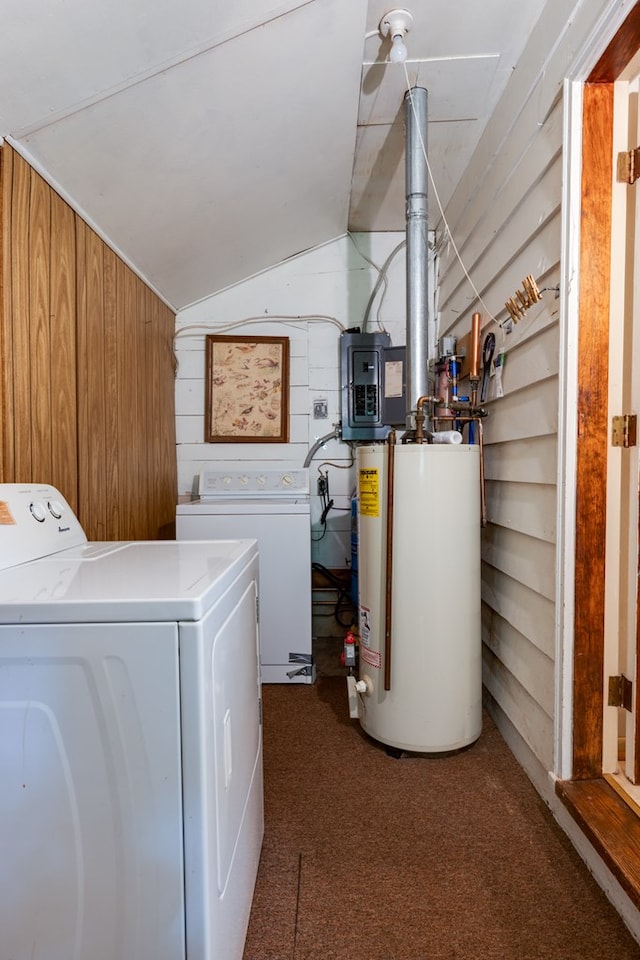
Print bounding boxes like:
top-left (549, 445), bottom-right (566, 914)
top-left (0, 0), bottom-right (548, 309)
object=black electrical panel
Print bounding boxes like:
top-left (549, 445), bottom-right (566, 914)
top-left (340, 332), bottom-right (406, 440)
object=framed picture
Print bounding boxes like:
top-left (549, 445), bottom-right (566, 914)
top-left (205, 335), bottom-right (290, 443)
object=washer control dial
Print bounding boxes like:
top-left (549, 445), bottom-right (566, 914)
top-left (30, 501), bottom-right (46, 523)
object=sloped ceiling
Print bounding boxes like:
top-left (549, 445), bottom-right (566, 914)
top-left (0, 0), bottom-right (547, 309)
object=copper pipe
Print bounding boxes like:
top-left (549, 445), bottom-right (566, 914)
top-left (415, 397), bottom-right (427, 443)
top-left (431, 412), bottom-right (488, 527)
top-left (470, 312), bottom-right (481, 380)
top-left (478, 418), bottom-right (488, 527)
top-left (384, 431), bottom-right (396, 691)
top-left (432, 415), bottom-right (478, 424)
top-left (415, 395), bottom-right (441, 443)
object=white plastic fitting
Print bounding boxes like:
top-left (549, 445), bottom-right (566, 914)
top-left (430, 430), bottom-right (463, 445)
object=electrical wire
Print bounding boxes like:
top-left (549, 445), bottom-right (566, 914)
top-left (303, 426), bottom-right (341, 469)
top-left (347, 231), bottom-right (405, 332)
top-left (312, 470), bottom-right (334, 542)
top-left (313, 458), bottom-right (355, 514)
top-left (311, 562), bottom-right (356, 628)
top-left (173, 314), bottom-right (346, 373)
top-left (351, 234), bottom-right (407, 333)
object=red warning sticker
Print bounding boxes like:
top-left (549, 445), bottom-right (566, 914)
top-left (360, 646), bottom-right (381, 670)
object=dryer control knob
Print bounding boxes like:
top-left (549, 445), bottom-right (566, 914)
top-left (29, 501), bottom-right (46, 523)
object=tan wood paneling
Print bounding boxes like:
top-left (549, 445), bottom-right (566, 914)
top-left (86, 224), bottom-right (107, 537)
top-left (75, 216), bottom-right (89, 518)
top-left (10, 152), bottom-right (32, 479)
top-left (0, 146), bottom-right (13, 480)
top-left (137, 275), bottom-right (150, 538)
top-left (75, 217), bottom-right (91, 518)
top-left (50, 191), bottom-right (77, 510)
top-left (0, 143), bottom-right (177, 540)
top-left (116, 257), bottom-right (136, 540)
top-left (572, 82), bottom-right (614, 780)
top-left (103, 245), bottom-right (120, 539)
top-left (29, 168), bottom-right (52, 482)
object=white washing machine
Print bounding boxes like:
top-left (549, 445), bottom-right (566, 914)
top-left (0, 483), bottom-right (263, 960)
top-left (177, 469), bottom-right (313, 684)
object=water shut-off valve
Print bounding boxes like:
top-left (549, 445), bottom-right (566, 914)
top-left (341, 631), bottom-right (357, 669)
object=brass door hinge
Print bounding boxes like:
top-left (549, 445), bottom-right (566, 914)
top-left (617, 147), bottom-right (640, 185)
top-left (612, 414), bottom-right (637, 448)
top-left (608, 674), bottom-right (633, 712)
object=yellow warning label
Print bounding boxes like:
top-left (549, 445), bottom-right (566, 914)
top-left (0, 501), bottom-right (16, 525)
top-left (358, 468), bottom-right (379, 517)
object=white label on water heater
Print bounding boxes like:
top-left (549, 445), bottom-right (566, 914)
top-left (359, 605), bottom-right (371, 647)
top-left (358, 468), bottom-right (379, 517)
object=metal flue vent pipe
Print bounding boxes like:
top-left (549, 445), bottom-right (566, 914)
top-left (404, 86), bottom-right (429, 419)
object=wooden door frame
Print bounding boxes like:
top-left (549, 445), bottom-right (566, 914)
top-left (572, 4), bottom-right (640, 780)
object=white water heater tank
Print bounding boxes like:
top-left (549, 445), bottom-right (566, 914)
top-left (356, 442), bottom-right (482, 752)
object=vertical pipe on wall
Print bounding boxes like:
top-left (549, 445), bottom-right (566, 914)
top-left (404, 87), bottom-right (429, 417)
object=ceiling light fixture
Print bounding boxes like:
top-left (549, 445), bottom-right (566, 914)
top-left (379, 8), bottom-right (414, 64)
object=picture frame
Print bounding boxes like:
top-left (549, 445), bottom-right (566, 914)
top-left (205, 334), bottom-right (290, 443)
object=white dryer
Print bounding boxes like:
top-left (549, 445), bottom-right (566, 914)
top-left (0, 483), bottom-right (263, 960)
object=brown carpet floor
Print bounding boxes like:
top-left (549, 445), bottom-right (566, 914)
top-left (243, 675), bottom-right (640, 960)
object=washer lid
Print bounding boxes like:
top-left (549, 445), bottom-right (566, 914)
top-left (0, 538), bottom-right (258, 624)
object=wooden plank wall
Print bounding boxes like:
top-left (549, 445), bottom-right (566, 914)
top-left (437, 0), bottom-right (615, 774)
top-left (0, 144), bottom-right (177, 540)
top-left (572, 82), bottom-right (614, 778)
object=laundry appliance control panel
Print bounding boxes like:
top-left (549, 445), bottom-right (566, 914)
top-left (0, 483), bottom-right (87, 569)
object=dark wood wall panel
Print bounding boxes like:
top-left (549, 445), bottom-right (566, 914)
top-left (116, 258), bottom-right (136, 540)
top-left (50, 192), bottom-right (78, 512)
top-left (10, 152), bottom-right (32, 480)
top-left (103, 245), bottom-right (120, 539)
top-left (75, 215), bottom-right (89, 519)
top-left (29, 170), bottom-right (52, 483)
top-left (0, 147), bottom-right (14, 480)
top-left (572, 82), bottom-right (614, 778)
top-left (85, 221), bottom-right (109, 537)
top-left (0, 143), bottom-right (177, 540)
top-left (134, 275), bottom-right (148, 537)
